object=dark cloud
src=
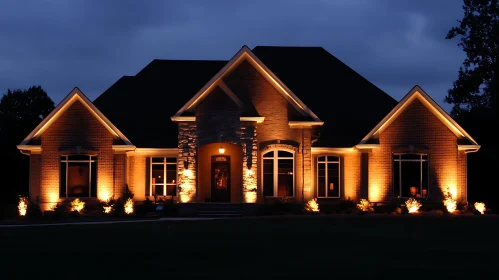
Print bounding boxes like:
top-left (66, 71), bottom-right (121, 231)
top-left (0, 0), bottom-right (466, 112)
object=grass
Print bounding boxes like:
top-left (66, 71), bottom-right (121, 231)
top-left (1, 215), bottom-right (498, 279)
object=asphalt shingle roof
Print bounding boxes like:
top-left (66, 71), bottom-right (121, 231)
top-left (93, 46), bottom-right (398, 148)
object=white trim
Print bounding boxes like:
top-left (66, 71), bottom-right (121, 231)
top-left (218, 80), bottom-right (244, 108)
top-left (316, 155), bottom-right (341, 198)
top-left (18, 87), bottom-right (133, 146)
top-left (355, 144), bottom-right (380, 149)
top-left (311, 147), bottom-right (356, 154)
top-left (289, 121), bottom-right (324, 127)
top-left (16, 145), bottom-right (42, 154)
top-left (261, 149), bottom-right (295, 197)
top-left (170, 116), bottom-right (195, 122)
top-left (174, 45), bottom-right (321, 122)
top-left (128, 148), bottom-right (178, 157)
top-left (171, 116), bottom-right (265, 123)
top-left (360, 85), bottom-right (479, 146)
top-left (458, 145), bottom-right (481, 153)
top-left (241, 117), bottom-right (264, 123)
top-left (112, 145), bottom-right (136, 152)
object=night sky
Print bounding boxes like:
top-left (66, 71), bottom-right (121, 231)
top-left (0, 0), bottom-right (466, 112)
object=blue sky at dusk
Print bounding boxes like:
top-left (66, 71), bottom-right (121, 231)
top-left (0, 0), bottom-right (466, 112)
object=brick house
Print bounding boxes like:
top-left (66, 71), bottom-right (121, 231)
top-left (17, 45), bottom-right (480, 211)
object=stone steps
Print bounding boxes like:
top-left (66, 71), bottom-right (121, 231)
top-left (195, 203), bottom-right (244, 217)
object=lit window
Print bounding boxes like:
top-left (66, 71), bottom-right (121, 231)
top-left (150, 157), bottom-right (177, 196)
top-left (263, 150), bottom-right (294, 197)
top-left (60, 155), bottom-right (97, 198)
top-left (393, 154), bottom-right (429, 198)
top-left (317, 156), bottom-right (340, 198)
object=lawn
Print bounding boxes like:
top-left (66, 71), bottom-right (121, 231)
top-left (1, 215), bottom-right (498, 279)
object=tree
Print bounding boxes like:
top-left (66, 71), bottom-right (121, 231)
top-left (0, 86), bottom-right (54, 216)
top-left (445, 0), bottom-right (498, 117)
top-left (445, 0), bottom-right (498, 212)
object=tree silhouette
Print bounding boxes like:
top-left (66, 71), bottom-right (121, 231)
top-left (445, 0), bottom-right (498, 117)
top-left (445, 0), bottom-right (498, 212)
top-left (0, 86), bottom-right (54, 217)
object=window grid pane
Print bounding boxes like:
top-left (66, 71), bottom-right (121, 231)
top-left (60, 155), bottom-right (96, 198)
top-left (317, 156), bottom-right (340, 198)
top-left (263, 159), bottom-right (274, 196)
top-left (327, 162), bottom-right (339, 197)
top-left (150, 157), bottom-right (178, 197)
top-left (393, 153), bottom-right (428, 198)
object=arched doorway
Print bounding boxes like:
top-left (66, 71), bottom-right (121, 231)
top-left (197, 143), bottom-right (242, 203)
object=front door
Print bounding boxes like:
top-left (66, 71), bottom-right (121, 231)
top-left (211, 156), bottom-right (230, 202)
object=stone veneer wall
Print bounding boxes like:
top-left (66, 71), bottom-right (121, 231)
top-left (241, 122), bottom-right (258, 202)
top-left (177, 121), bottom-right (260, 203)
top-left (177, 122), bottom-right (197, 202)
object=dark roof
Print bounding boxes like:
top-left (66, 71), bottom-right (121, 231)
top-left (252, 46), bottom-right (398, 147)
top-left (94, 46), bottom-right (398, 148)
top-left (93, 59), bottom-right (226, 148)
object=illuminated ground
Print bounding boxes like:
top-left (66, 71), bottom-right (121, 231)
top-left (1, 215), bottom-right (497, 279)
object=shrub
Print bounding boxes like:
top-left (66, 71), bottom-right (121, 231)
top-left (51, 202), bottom-right (69, 219)
top-left (27, 201), bottom-right (42, 219)
top-left (161, 199), bottom-right (178, 217)
top-left (357, 199), bottom-right (373, 213)
top-left (304, 199), bottom-right (320, 213)
top-left (124, 198), bottom-right (134, 214)
top-left (70, 198), bottom-right (85, 213)
top-left (338, 198), bottom-right (355, 213)
top-left (112, 185), bottom-right (135, 216)
top-left (405, 198), bottom-right (422, 213)
top-left (373, 202), bottom-right (397, 214)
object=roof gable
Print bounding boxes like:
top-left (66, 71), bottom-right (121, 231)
top-left (252, 46), bottom-right (398, 147)
top-left (19, 87), bottom-right (133, 146)
top-left (174, 45), bottom-right (321, 122)
top-left (360, 85), bottom-right (479, 147)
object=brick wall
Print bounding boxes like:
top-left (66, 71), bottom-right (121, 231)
top-left (343, 151), bottom-right (361, 201)
top-left (369, 98), bottom-right (466, 202)
top-left (29, 154), bottom-right (41, 201)
top-left (113, 154), bottom-right (126, 198)
top-left (223, 59), bottom-right (313, 202)
top-left (37, 100), bottom-right (123, 210)
top-left (127, 155), bottom-right (147, 201)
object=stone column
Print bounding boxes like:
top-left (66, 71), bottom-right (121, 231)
top-left (241, 123), bottom-right (258, 203)
top-left (177, 122), bottom-right (197, 203)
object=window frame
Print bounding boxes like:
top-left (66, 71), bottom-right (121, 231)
top-left (316, 155), bottom-right (341, 198)
top-left (150, 157), bottom-right (178, 197)
top-left (392, 153), bottom-right (429, 198)
top-left (60, 155), bottom-right (97, 198)
top-left (262, 150), bottom-right (295, 197)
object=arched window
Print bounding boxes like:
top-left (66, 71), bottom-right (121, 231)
top-left (317, 156), bottom-right (340, 198)
top-left (263, 150), bottom-right (294, 197)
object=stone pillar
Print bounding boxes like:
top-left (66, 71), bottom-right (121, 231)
top-left (178, 122), bottom-right (197, 203)
top-left (241, 123), bottom-right (258, 203)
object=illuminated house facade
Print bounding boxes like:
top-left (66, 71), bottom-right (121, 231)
top-left (17, 46), bottom-right (480, 211)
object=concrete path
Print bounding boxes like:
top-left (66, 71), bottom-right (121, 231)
top-left (0, 217), bottom-right (223, 228)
